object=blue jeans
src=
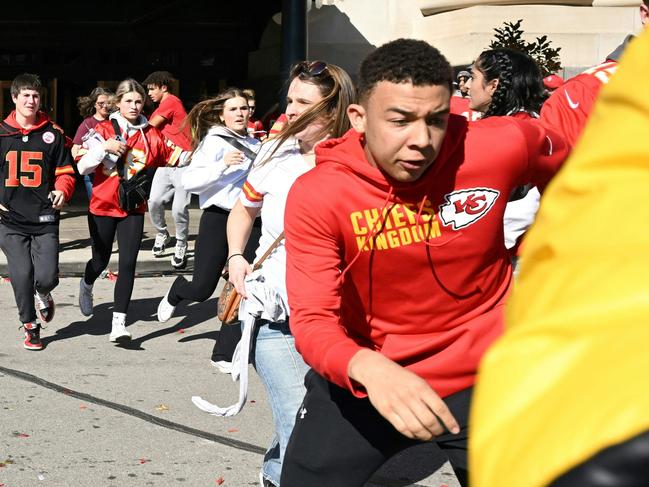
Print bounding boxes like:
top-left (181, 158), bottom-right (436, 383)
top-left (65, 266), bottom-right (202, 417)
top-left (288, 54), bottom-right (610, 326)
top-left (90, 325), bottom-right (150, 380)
top-left (252, 319), bottom-right (310, 486)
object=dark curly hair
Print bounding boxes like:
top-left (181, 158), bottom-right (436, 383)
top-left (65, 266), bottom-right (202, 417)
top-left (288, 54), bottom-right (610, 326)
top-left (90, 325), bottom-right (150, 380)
top-left (142, 71), bottom-right (175, 89)
top-left (357, 39), bottom-right (453, 102)
top-left (474, 48), bottom-right (546, 118)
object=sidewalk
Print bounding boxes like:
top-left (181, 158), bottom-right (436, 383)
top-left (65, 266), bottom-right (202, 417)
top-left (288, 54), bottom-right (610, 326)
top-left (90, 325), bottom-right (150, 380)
top-left (0, 206), bottom-right (203, 277)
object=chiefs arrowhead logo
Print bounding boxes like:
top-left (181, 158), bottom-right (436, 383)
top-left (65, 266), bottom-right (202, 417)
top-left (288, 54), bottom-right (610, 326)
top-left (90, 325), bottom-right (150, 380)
top-left (439, 188), bottom-right (500, 230)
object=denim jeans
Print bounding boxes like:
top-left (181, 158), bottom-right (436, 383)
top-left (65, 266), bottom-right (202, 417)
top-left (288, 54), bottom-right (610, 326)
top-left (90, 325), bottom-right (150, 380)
top-left (252, 319), bottom-right (310, 486)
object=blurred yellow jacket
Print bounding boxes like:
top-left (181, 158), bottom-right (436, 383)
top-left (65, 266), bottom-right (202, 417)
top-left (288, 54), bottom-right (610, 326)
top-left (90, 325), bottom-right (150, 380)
top-left (470, 29), bottom-right (649, 487)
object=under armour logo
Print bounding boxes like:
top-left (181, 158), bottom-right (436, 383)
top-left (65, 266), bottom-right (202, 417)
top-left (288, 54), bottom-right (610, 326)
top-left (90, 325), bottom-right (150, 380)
top-left (299, 407), bottom-right (307, 419)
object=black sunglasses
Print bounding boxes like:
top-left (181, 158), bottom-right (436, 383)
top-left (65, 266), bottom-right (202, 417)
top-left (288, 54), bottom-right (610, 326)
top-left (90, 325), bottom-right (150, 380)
top-left (293, 60), bottom-right (329, 78)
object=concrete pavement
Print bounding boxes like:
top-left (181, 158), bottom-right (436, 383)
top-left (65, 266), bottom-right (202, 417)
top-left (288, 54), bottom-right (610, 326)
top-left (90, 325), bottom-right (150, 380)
top-left (0, 277), bottom-right (461, 487)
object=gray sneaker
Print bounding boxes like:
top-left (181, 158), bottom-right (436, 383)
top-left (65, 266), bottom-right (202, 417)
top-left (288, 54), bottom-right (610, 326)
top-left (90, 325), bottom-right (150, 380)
top-left (78, 279), bottom-right (94, 317)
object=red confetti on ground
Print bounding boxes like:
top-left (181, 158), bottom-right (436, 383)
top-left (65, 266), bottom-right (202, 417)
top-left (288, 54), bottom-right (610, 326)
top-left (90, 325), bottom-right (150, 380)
top-left (13, 432), bottom-right (30, 438)
top-left (79, 404), bottom-right (87, 410)
top-left (227, 428), bottom-right (238, 433)
top-left (177, 328), bottom-right (185, 334)
top-left (440, 484), bottom-right (449, 487)
top-left (139, 458), bottom-right (148, 464)
top-left (215, 477), bottom-right (225, 485)
top-left (249, 400), bottom-right (256, 404)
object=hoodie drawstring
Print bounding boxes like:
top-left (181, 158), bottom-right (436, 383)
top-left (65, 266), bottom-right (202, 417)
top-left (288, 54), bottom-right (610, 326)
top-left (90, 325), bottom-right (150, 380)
top-left (340, 186), bottom-right (395, 281)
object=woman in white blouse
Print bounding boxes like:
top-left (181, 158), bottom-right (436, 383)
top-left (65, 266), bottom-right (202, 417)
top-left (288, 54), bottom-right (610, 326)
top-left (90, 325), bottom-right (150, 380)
top-left (156, 87), bottom-right (261, 369)
top-left (226, 62), bottom-right (355, 487)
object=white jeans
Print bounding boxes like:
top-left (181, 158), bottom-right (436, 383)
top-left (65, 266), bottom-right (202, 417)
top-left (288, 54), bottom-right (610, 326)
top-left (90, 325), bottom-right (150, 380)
top-left (147, 166), bottom-right (191, 241)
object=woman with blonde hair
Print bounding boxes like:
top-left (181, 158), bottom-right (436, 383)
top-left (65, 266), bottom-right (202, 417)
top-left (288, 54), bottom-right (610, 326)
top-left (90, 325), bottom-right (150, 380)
top-left (76, 78), bottom-right (186, 342)
top-left (224, 61), bottom-right (355, 487)
top-left (156, 87), bottom-right (261, 368)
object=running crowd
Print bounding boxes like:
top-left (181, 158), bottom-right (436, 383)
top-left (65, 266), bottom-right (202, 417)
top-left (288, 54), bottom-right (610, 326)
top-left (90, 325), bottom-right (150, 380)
top-left (1, 4), bottom-right (647, 484)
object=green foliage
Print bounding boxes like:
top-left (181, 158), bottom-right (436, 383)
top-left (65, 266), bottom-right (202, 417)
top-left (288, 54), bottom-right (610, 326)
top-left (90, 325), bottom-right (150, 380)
top-left (488, 19), bottom-right (562, 76)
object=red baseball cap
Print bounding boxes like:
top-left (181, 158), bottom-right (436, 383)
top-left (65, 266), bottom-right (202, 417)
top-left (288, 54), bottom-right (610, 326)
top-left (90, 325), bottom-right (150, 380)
top-left (543, 74), bottom-right (564, 90)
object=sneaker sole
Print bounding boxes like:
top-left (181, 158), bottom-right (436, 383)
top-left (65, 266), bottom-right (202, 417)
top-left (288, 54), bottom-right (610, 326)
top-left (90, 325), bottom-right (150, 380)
top-left (35, 295), bottom-right (55, 323)
top-left (37, 306), bottom-right (55, 323)
top-left (24, 343), bottom-right (43, 351)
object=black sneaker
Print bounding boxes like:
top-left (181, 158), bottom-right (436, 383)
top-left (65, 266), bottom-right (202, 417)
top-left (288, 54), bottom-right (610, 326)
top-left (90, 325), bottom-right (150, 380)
top-left (34, 291), bottom-right (55, 323)
top-left (22, 322), bottom-right (43, 351)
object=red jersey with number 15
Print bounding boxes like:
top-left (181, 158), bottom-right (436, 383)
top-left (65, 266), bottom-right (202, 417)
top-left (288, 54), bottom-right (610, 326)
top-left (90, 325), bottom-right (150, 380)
top-left (540, 60), bottom-right (618, 149)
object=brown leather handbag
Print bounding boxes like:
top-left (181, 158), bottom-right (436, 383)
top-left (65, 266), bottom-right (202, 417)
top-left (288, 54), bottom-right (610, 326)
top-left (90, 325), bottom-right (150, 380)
top-left (217, 232), bottom-right (285, 325)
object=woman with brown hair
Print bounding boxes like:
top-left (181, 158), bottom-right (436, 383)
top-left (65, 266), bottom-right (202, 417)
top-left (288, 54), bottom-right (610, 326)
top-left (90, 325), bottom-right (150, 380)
top-left (224, 61), bottom-right (355, 487)
top-left (72, 87), bottom-right (114, 198)
top-left (156, 87), bottom-right (261, 369)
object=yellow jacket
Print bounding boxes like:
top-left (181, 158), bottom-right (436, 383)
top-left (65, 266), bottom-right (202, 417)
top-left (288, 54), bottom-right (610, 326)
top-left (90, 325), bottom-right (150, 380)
top-left (470, 29), bottom-right (649, 486)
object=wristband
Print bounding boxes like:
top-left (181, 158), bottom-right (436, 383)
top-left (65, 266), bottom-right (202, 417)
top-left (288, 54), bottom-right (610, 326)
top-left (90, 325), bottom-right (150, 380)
top-left (226, 253), bottom-right (245, 264)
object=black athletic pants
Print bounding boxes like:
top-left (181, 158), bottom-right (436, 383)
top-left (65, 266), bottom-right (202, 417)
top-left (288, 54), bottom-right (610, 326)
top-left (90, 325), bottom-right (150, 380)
top-left (550, 429), bottom-right (649, 486)
top-left (281, 370), bottom-right (470, 487)
top-left (166, 205), bottom-right (261, 361)
top-left (0, 224), bottom-right (59, 324)
top-left (84, 212), bottom-right (144, 314)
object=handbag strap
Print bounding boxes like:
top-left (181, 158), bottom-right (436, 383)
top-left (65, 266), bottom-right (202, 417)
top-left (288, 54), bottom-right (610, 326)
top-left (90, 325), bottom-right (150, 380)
top-left (252, 231), bottom-right (285, 271)
top-left (110, 118), bottom-right (128, 180)
top-left (216, 134), bottom-right (258, 162)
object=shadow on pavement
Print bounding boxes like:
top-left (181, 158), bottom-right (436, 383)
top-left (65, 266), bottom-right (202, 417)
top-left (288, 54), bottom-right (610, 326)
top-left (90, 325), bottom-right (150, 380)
top-left (42, 296), bottom-right (219, 351)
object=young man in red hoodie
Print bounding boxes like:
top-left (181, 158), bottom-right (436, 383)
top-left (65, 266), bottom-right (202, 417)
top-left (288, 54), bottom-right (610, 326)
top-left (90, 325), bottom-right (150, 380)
top-left (281, 39), bottom-right (568, 486)
top-left (0, 73), bottom-right (75, 350)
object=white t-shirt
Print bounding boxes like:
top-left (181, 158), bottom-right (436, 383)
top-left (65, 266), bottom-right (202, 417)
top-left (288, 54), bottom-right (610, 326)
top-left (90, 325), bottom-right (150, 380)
top-left (182, 126), bottom-right (260, 210)
top-left (240, 137), bottom-right (312, 301)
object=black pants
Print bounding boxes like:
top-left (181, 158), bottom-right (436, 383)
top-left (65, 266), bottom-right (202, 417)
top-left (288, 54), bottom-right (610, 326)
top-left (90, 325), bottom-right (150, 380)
top-left (281, 371), bottom-right (470, 487)
top-left (0, 224), bottom-right (59, 323)
top-left (550, 429), bottom-right (649, 486)
top-left (84, 212), bottom-right (144, 314)
top-left (166, 206), bottom-right (261, 361)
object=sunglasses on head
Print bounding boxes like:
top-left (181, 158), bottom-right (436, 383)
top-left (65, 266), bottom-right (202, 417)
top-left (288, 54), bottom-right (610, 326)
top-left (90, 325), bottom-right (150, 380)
top-left (294, 60), bottom-right (329, 78)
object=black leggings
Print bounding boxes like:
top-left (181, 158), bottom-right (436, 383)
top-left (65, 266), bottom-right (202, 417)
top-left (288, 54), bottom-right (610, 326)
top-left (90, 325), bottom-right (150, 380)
top-left (84, 212), bottom-right (144, 314)
top-left (550, 428), bottom-right (649, 486)
top-left (168, 205), bottom-right (261, 306)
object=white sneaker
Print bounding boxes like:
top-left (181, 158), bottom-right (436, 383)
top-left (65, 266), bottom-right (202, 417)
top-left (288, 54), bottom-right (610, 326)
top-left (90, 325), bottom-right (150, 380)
top-left (152, 231), bottom-right (170, 257)
top-left (78, 279), bottom-right (94, 317)
top-left (157, 288), bottom-right (176, 323)
top-left (210, 360), bottom-right (233, 374)
top-left (109, 313), bottom-right (131, 343)
top-left (171, 241), bottom-right (188, 269)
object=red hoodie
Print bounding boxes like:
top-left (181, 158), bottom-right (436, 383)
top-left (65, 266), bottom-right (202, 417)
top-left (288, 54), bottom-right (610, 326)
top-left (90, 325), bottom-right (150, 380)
top-left (284, 114), bottom-right (568, 398)
top-left (0, 111), bottom-right (75, 233)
